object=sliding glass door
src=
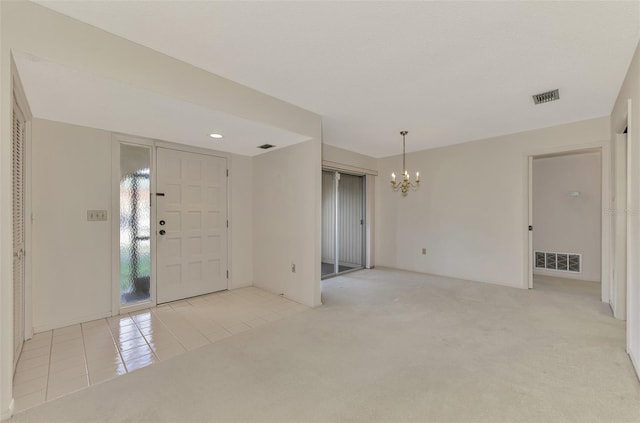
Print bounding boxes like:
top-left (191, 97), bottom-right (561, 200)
top-left (321, 170), bottom-right (365, 278)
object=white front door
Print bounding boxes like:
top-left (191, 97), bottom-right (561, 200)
top-left (156, 148), bottom-right (228, 303)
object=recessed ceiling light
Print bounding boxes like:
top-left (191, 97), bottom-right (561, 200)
top-left (209, 133), bottom-right (223, 139)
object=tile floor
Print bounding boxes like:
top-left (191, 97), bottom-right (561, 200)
top-left (12, 286), bottom-right (308, 413)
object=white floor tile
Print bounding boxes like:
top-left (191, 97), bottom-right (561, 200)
top-left (14, 286), bottom-right (306, 408)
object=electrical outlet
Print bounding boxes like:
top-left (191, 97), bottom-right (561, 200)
top-left (291, 263), bottom-right (296, 273)
top-left (87, 210), bottom-right (108, 221)
top-left (422, 248), bottom-right (427, 255)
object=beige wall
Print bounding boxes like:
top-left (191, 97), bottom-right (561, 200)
top-left (253, 139), bottom-right (322, 307)
top-left (376, 116), bottom-right (610, 289)
top-left (322, 144), bottom-right (378, 173)
top-left (229, 155), bottom-right (254, 289)
top-left (31, 120), bottom-right (113, 331)
top-left (532, 152), bottom-right (602, 282)
top-left (611, 40), bottom-right (640, 374)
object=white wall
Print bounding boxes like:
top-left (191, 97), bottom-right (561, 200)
top-left (610, 133), bottom-right (627, 320)
top-left (253, 139), bottom-right (322, 307)
top-left (31, 119), bottom-right (113, 331)
top-left (323, 144), bottom-right (378, 173)
top-left (376, 116), bottom-right (610, 289)
top-left (229, 154), bottom-right (253, 289)
top-left (611, 40), bottom-right (640, 376)
top-left (533, 152), bottom-right (602, 282)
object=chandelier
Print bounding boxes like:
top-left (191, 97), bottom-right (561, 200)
top-left (390, 131), bottom-right (420, 195)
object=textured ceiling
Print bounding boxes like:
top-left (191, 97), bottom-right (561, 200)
top-left (33, 1), bottom-right (640, 157)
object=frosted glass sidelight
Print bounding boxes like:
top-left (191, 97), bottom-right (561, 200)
top-left (120, 144), bottom-right (151, 305)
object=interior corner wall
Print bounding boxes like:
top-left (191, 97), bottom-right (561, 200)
top-left (253, 139), bottom-right (322, 307)
top-left (229, 154), bottom-right (253, 289)
top-left (532, 152), bottom-right (602, 282)
top-left (611, 39), bottom-right (640, 375)
top-left (375, 116), bottom-right (610, 289)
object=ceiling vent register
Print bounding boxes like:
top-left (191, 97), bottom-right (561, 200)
top-left (258, 144), bottom-right (275, 150)
top-left (532, 89), bottom-right (560, 104)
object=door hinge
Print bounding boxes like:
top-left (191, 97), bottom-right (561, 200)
top-left (226, 270), bottom-right (229, 279)
top-left (528, 225), bottom-right (533, 231)
top-left (226, 169), bottom-right (229, 177)
top-left (226, 220), bottom-right (229, 228)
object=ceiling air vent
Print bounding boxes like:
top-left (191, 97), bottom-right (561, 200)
top-left (258, 144), bottom-right (276, 150)
top-left (532, 89), bottom-right (560, 105)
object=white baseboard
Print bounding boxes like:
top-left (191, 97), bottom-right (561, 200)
top-left (629, 350), bottom-right (640, 382)
top-left (1, 398), bottom-right (15, 421)
top-left (33, 310), bottom-right (112, 333)
top-left (229, 280), bottom-right (252, 290)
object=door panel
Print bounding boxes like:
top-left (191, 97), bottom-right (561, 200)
top-left (13, 99), bottom-right (26, 369)
top-left (157, 148), bottom-right (227, 303)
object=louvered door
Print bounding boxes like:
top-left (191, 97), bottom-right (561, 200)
top-left (13, 99), bottom-right (26, 370)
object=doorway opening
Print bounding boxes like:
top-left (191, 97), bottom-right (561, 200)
top-left (530, 149), bottom-right (603, 294)
top-left (321, 170), bottom-right (365, 278)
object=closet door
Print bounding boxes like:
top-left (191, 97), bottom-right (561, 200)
top-left (13, 99), bottom-right (26, 369)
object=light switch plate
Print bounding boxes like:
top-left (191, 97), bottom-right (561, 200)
top-left (87, 210), bottom-right (108, 221)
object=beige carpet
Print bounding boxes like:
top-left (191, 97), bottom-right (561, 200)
top-left (11, 268), bottom-right (640, 422)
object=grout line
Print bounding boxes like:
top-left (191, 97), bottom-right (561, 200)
top-left (106, 317), bottom-right (129, 374)
top-left (79, 322), bottom-right (91, 387)
top-left (130, 310), bottom-right (161, 361)
top-left (43, 331), bottom-right (53, 402)
top-left (150, 309), bottom-right (191, 351)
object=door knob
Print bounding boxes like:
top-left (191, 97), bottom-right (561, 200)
top-left (159, 220), bottom-right (166, 226)
top-left (159, 230), bottom-right (166, 235)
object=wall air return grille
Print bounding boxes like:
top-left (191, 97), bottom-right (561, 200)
top-left (532, 89), bottom-right (560, 105)
top-left (535, 251), bottom-right (581, 273)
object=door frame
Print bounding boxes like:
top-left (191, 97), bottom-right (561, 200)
top-left (523, 141), bottom-right (611, 305)
top-left (12, 64), bottom-right (33, 348)
top-left (111, 135), bottom-right (231, 315)
top-left (321, 168), bottom-right (367, 279)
